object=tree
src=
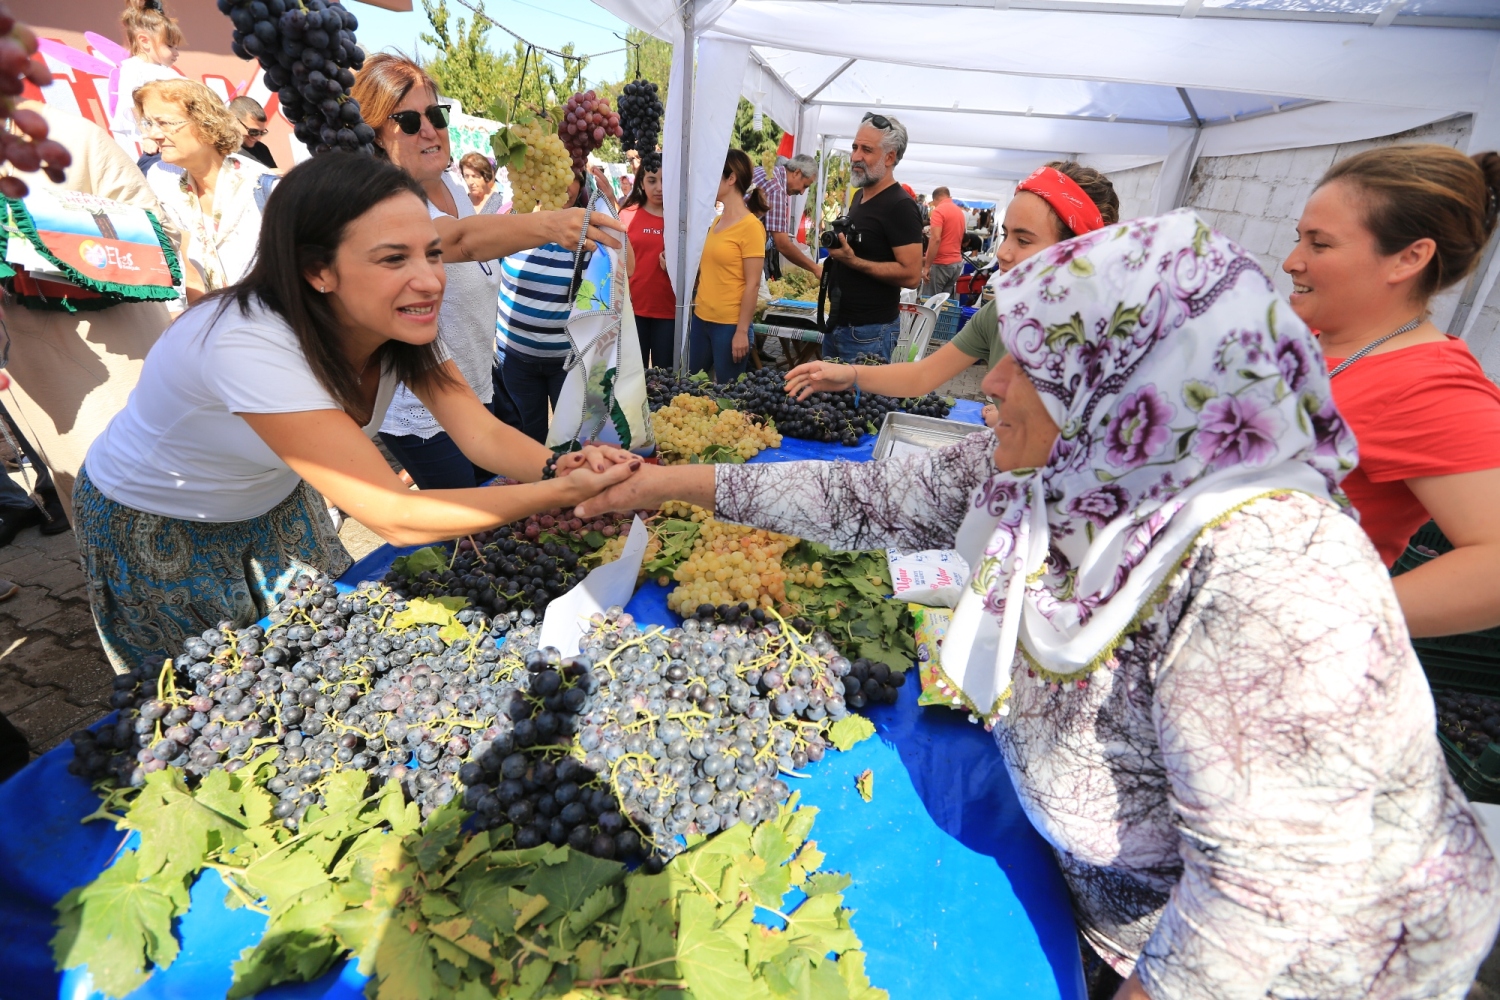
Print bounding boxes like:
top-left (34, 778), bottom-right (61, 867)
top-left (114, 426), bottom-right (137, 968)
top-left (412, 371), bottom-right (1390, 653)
top-left (421, 0), bottom-right (589, 123)
top-left (731, 97), bottom-right (783, 168)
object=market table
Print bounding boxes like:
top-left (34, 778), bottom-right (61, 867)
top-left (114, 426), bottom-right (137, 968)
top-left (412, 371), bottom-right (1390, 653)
top-left (0, 399), bottom-right (1087, 1000)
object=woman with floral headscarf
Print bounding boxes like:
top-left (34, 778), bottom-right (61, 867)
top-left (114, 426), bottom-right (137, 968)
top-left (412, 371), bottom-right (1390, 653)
top-left (574, 211), bottom-right (1500, 998)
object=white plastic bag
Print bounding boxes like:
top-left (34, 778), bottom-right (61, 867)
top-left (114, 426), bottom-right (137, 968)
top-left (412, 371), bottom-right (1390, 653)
top-left (886, 548), bottom-right (970, 608)
top-left (546, 194), bottom-right (656, 454)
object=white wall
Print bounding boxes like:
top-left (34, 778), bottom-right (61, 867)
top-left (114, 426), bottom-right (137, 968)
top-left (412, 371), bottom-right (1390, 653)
top-left (1107, 162), bottom-right (1161, 226)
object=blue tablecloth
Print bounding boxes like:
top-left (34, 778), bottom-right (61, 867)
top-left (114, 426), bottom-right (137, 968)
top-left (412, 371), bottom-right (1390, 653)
top-left (0, 398), bottom-right (1086, 1000)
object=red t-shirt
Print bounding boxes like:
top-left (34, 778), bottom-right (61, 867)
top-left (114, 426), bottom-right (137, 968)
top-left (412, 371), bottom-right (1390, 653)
top-left (1326, 336), bottom-right (1500, 566)
top-left (626, 207), bottom-right (676, 319)
top-left (929, 199), bottom-right (966, 265)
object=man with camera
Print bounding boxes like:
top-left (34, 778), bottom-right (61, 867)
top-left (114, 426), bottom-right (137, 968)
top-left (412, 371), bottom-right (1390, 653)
top-left (820, 113), bottom-right (923, 362)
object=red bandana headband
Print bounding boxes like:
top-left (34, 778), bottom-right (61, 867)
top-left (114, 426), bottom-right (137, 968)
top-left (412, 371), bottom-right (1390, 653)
top-left (1016, 166), bottom-right (1105, 236)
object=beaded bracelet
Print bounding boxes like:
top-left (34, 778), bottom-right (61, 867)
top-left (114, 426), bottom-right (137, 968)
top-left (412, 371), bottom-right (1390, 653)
top-left (540, 453), bottom-right (561, 480)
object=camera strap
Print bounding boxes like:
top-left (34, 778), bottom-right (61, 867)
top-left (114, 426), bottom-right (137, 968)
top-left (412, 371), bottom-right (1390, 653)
top-left (816, 259), bottom-right (838, 334)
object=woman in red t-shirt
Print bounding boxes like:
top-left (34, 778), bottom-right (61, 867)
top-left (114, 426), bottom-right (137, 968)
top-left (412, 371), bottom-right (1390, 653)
top-left (620, 152), bottom-right (677, 368)
top-left (1283, 144), bottom-right (1500, 637)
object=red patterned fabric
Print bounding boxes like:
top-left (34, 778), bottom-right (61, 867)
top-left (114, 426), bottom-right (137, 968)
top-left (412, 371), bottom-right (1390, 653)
top-left (1017, 166), bottom-right (1105, 236)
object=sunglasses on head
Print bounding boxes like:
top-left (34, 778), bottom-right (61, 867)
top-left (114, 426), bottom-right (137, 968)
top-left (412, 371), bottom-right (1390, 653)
top-left (861, 112), bottom-right (891, 129)
top-left (387, 104), bottom-right (451, 135)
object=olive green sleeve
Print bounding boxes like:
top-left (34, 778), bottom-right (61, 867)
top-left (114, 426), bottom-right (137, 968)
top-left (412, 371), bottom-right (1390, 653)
top-left (945, 299), bottom-right (1003, 366)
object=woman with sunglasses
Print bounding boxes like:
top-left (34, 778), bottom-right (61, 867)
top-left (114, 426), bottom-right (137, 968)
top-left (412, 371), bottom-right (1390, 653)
top-left (351, 54), bottom-right (624, 488)
top-left (137, 78), bottom-right (273, 298)
top-left (783, 161), bottom-right (1119, 402)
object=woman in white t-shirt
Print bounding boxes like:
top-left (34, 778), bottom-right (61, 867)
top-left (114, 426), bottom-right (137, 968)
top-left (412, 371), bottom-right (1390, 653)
top-left (75, 152), bottom-right (635, 671)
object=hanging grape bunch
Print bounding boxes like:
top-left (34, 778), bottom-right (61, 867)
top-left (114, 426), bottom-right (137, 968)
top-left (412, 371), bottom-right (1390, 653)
top-left (0, 5), bottom-right (71, 197)
top-left (617, 77), bottom-right (662, 155)
top-left (559, 90), bottom-right (622, 174)
top-left (494, 114), bottom-right (574, 213)
top-left (217, 0), bottom-right (375, 155)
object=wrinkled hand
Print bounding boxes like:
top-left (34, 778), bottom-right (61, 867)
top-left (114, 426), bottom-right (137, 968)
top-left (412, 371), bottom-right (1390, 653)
top-left (731, 329), bottom-right (749, 363)
top-left (825, 233), bottom-right (857, 266)
top-left (784, 361), bottom-right (854, 400)
top-left (574, 464), bottom-right (666, 518)
top-left (547, 206), bottom-right (625, 252)
top-left (554, 458), bottom-right (641, 505)
top-left (555, 444), bottom-right (636, 477)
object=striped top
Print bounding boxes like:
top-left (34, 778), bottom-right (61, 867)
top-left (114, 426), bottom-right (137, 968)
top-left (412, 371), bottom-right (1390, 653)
top-left (496, 243), bottom-right (579, 359)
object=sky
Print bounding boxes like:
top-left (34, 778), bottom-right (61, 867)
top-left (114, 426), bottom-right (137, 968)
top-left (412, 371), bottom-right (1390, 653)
top-left (345, 0), bottom-right (633, 93)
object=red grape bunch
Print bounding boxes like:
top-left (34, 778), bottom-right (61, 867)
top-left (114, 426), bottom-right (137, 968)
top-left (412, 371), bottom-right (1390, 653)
top-left (0, 6), bottom-right (71, 198)
top-left (559, 90), bottom-right (622, 174)
top-left (617, 78), bottom-right (662, 155)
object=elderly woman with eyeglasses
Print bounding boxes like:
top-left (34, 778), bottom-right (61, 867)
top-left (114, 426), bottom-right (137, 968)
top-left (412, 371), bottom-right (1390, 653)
top-left (137, 78), bottom-right (274, 298)
top-left (351, 54), bottom-right (623, 489)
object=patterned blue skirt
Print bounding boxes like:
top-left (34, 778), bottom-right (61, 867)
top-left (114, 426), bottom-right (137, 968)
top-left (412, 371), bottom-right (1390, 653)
top-left (73, 468), bottom-right (352, 672)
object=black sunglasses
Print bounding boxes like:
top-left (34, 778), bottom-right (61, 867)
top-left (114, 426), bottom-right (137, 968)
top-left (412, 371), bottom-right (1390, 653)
top-left (861, 112), bottom-right (891, 129)
top-left (387, 104), bottom-right (451, 135)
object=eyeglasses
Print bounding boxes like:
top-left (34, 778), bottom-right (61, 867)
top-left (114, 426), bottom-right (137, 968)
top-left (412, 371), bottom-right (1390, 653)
top-left (861, 112), bottom-right (891, 129)
top-left (138, 116), bottom-right (190, 136)
top-left (387, 104), bottom-right (451, 135)
top-left (243, 126), bottom-right (269, 138)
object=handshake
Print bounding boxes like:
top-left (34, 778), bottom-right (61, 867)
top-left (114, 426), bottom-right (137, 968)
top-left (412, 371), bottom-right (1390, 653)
top-left (551, 445), bottom-right (716, 519)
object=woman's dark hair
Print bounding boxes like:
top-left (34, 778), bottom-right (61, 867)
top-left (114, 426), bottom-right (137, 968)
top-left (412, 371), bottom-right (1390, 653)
top-left (1319, 143), bottom-right (1500, 299)
top-left (621, 151), bottom-right (662, 212)
top-left (724, 149), bottom-right (769, 216)
top-left (214, 152), bottom-right (457, 415)
top-left (1043, 160), bottom-right (1120, 239)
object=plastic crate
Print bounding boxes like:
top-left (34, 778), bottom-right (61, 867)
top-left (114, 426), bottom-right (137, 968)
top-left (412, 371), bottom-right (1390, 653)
top-left (1426, 645), bottom-right (1500, 802)
top-left (931, 300), bottom-right (964, 343)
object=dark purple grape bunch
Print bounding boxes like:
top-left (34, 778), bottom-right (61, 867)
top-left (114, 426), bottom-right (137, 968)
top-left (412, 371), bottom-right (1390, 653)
top-left (617, 78), bottom-right (662, 156)
top-left (217, 0), bottom-right (375, 155)
top-left (559, 90), bottom-right (622, 174)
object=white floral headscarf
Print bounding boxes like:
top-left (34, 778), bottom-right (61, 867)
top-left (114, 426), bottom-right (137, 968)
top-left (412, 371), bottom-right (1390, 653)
top-left (939, 210), bottom-right (1357, 724)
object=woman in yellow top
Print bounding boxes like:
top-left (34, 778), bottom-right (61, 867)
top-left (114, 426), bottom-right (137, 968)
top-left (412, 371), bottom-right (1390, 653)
top-left (690, 149), bottom-right (767, 382)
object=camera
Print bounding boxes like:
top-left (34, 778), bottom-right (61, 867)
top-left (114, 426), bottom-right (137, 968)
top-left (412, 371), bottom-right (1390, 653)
top-left (819, 216), bottom-right (862, 250)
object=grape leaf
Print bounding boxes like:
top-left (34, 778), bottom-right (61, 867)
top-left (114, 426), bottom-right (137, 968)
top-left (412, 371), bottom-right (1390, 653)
top-left (226, 926), bottom-right (341, 999)
top-left (785, 892), bottom-right (861, 955)
top-left (130, 770), bottom-right (246, 884)
top-left (837, 950), bottom-right (889, 1000)
top-left (371, 924), bottom-right (440, 1000)
top-left (803, 872), bottom-right (852, 897)
top-left (855, 770), bottom-right (874, 803)
top-left (243, 849), bottom-right (329, 912)
top-left (567, 883), bottom-right (620, 934)
top-left (525, 849), bottom-right (625, 913)
top-left (387, 596), bottom-right (468, 632)
top-left (51, 852), bottom-right (180, 999)
top-left (675, 893), bottom-right (762, 1000)
top-left (827, 715), bottom-right (876, 752)
top-left (391, 546), bottom-right (448, 579)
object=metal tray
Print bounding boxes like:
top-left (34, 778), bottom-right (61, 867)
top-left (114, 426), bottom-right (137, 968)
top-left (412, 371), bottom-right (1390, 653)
top-left (872, 411), bottom-right (982, 460)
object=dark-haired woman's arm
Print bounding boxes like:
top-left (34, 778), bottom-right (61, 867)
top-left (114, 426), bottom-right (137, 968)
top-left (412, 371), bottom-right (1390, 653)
top-left (434, 206), bottom-right (625, 263)
top-left (239, 408), bottom-right (639, 547)
top-left (410, 360), bottom-right (637, 480)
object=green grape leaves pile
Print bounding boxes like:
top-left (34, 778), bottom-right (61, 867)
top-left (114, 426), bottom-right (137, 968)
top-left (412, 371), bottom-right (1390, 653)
top-left (785, 543), bottom-right (916, 672)
top-left (53, 752), bottom-right (886, 1000)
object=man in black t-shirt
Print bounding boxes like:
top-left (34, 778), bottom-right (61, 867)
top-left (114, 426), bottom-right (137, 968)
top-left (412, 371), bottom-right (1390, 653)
top-left (823, 113), bottom-right (923, 362)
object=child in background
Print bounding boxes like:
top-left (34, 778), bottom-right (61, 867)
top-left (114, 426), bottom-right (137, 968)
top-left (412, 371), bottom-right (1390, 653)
top-left (110, 0), bottom-right (182, 157)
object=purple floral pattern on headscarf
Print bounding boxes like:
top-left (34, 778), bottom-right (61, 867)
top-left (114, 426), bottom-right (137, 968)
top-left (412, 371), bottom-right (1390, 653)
top-left (969, 211), bottom-right (1357, 662)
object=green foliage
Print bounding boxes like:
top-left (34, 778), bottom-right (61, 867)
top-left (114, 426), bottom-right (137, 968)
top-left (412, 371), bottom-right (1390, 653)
top-left (855, 770), bottom-right (874, 803)
top-left (420, 0), bottom-right (588, 124)
top-left (732, 98), bottom-right (784, 169)
top-left (54, 757), bottom-right (886, 1000)
top-left (786, 543), bottom-right (917, 671)
top-left (391, 546), bottom-right (447, 579)
top-left (827, 715), bottom-right (876, 753)
top-left (642, 517), bottom-right (700, 578)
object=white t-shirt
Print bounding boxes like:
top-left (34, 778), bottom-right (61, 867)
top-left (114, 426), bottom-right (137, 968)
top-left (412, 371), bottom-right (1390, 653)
top-left (380, 172), bottom-right (499, 439)
top-left (85, 296), bottom-right (413, 521)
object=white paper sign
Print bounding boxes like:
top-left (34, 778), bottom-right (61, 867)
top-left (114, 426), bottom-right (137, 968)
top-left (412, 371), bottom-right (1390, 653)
top-left (538, 515), bottom-right (649, 656)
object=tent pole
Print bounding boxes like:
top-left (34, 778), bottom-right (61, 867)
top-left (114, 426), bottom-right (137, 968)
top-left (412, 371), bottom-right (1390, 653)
top-left (673, 0), bottom-right (698, 374)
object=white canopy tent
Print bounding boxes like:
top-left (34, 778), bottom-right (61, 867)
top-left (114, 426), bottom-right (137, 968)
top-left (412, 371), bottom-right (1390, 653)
top-left (592, 0), bottom-right (1500, 362)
